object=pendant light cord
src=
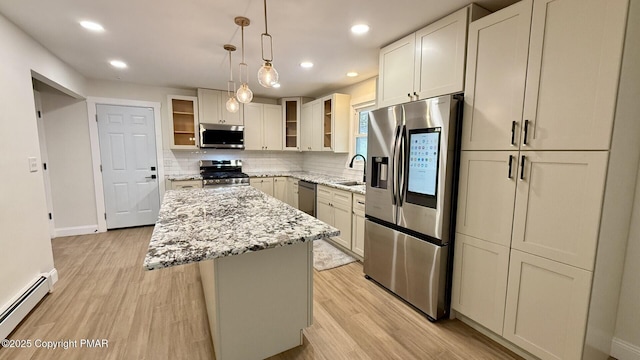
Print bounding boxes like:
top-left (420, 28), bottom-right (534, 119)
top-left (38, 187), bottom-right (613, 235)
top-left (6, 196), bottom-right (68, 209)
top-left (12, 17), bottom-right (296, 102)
top-left (263, 0), bottom-right (268, 35)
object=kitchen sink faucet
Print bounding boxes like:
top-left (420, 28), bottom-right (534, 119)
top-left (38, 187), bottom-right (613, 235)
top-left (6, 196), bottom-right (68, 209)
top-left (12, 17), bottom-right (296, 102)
top-left (349, 154), bottom-right (366, 183)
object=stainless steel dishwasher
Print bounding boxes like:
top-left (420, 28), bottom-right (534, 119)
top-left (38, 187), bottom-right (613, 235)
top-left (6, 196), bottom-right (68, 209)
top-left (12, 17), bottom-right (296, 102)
top-left (298, 181), bottom-right (316, 217)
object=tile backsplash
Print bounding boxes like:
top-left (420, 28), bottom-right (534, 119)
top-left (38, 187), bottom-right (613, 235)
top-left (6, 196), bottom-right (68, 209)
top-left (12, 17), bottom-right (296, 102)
top-left (163, 150), bottom-right (304, 176)
top-left (163, 149), bottom-right (364, 181)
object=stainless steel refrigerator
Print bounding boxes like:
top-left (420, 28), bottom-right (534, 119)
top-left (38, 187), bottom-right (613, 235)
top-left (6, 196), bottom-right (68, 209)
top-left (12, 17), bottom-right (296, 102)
top-left (364, 95), bottom-right (462, 321)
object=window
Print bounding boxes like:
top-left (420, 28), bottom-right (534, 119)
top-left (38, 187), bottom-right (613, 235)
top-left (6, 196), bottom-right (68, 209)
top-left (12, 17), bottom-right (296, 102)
top-left (350, 102), bottom-right (375, 169)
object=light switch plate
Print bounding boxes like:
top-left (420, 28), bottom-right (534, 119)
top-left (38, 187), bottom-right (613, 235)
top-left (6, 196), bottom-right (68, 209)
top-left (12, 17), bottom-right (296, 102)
top-left (28, 157), bottom-right (38, 172)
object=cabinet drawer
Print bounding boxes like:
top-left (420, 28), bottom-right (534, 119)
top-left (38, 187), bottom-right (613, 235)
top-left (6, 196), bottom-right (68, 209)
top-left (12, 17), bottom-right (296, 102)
top-left (171, 180), bottom-right (202, 189)
top-left (317, 185), bottom-right (332, 200)
top-left (353, 195), bottom-right (366, 213)
top-left (332, 189), bottom-right (352, 207)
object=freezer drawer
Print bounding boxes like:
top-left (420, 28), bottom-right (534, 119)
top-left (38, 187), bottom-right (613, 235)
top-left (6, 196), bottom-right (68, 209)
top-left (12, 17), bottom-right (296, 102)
top-left (364, 219), bottom-right (449, 320)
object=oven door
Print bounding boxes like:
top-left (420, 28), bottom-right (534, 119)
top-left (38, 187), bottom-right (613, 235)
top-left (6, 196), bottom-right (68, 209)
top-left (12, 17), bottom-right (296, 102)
top-left (200, 124), bottom-right (245, 149)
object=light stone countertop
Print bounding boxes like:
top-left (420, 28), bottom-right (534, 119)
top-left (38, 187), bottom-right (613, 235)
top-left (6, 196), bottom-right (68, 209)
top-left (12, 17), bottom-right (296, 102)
top-left (168, 171), bottom-right (366, 194)
top-left (144, 186), bottom-right (340, 270)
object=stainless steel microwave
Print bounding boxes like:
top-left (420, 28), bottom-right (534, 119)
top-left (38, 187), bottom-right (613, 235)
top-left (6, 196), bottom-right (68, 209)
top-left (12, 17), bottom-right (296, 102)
top-left (199, 123), bottom-right (244, 149)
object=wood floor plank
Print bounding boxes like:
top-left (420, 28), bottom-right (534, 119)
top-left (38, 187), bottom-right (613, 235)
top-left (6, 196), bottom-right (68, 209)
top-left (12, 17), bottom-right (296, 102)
top-left (1, 226), bottom-right (523, 360)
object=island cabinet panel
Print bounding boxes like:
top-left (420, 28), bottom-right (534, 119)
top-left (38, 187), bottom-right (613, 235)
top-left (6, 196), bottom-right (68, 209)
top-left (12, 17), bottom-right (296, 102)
top-left (199, 241), bottom-right (313, 360)
top-left (169, 179), bottom-right (202, 190)
top-left (250, 177), bottom-right (274, 196)
top-left (197, 88), bottom-right (243, 125)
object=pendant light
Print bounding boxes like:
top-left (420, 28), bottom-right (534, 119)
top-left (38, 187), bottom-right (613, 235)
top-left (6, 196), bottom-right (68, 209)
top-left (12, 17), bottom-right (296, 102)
top-left (235, 16), bottom-right (253, 104)
top-left (224, 44), bottom-right (240, 113)
top-left (257, 0), bottom-right (279, 88)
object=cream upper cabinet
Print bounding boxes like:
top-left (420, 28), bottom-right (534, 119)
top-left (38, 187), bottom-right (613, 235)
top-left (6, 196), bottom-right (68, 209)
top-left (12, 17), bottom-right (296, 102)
top-left (197, 88), bottom-right (243, 125)
top-left (413, 7), bottom-right (469, 100)
top-left (452, 234), bottom-right (509, 335)
top-left (300, 102), bottom-right (313, 151)
top-left (282, 97), bottom-right (301, 151)
top-left (503, 250), bottom-right (592, 360)
top-left (521, 0), bottom-right (627, 150)
top-left (461, 0), bottom-right (532, 151)
top-left (456, 151), bottom-right (518, 247)
top-left (378, 33), bottom-right (416, 108)
top-left (167, 95), bottom-right (199, 149)
top-left (243, 103), bottom-right (283, 151)
top-left (512, 151), bottom-right (608, 270)
top-left (321, 94), bottom-right (351, 153)
top-left (273, 177), bottom-right (287, 202)
top-left (300, 99), bottom-right (324, 152)
top-left (378, 6), bottom-right (485, 108)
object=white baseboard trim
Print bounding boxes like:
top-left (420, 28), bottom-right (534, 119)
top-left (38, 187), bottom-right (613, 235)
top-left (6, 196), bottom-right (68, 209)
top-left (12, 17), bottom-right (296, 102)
top-left (0, 271), bottom-right (56, 340)
top-left (611, 338), bottom-right (640, 360)
top-left (54, 225), bottom-right (98, 238)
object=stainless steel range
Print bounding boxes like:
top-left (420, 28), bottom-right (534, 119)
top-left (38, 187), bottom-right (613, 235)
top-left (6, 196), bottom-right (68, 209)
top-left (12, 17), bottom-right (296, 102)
top-left (200, 160), bottom-right (250, 187)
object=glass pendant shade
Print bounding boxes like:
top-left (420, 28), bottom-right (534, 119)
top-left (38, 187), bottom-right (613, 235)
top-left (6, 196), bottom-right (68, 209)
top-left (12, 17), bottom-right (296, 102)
top-left (226, 96), bottom-right (239, 113)
top-left (236, 83), bottom-right (253, 103)
top-left (258, 62), bottom-right (278, 88)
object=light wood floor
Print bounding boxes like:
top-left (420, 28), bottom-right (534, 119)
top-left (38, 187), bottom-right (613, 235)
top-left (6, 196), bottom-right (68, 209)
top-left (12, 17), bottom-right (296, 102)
top-left (1, 227), bottom-right (522, 360)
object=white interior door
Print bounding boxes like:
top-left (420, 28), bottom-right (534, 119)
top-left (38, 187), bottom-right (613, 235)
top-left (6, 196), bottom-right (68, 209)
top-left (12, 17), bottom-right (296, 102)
top-left (34, 91), bottom-right (55, 238)
top-left (97, 104), bottom-right (160, 229)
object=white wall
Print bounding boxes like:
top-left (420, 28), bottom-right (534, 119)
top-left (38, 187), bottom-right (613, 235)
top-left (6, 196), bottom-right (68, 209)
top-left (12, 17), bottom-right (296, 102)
top-left (38, 86), bottom-right (97, 232)
top-left (611, 1), bottom-right (640, 357)
top-left (0, 12), bottom-right (86, 312)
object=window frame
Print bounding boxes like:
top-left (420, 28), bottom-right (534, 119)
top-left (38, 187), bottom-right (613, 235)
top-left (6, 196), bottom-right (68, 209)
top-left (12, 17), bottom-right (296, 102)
top-left (347, 101), bottom-right (376, 170)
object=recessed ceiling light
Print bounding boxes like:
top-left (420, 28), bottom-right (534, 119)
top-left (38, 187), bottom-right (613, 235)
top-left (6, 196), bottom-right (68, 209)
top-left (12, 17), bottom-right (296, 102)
top-left (351, 24), bottom-right (370, 35)
top-left (272, 83), bottom-right (281, 88)
top-left (109, 60), bottom-right (127, 69)
top-left (80, 20), bottom-right (104, 32)
top-left (347, 72), bottom-right (359, 77)
top-left (300, 62), bottom-right (314, 68)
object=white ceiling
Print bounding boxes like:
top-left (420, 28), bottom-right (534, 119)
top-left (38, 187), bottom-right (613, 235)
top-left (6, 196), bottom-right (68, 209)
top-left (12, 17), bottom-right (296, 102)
top-left (0, 0), bottom-right (518, 98)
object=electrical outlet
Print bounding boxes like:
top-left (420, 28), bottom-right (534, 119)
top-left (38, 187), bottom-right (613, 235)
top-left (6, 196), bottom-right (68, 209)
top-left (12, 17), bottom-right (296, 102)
top-left (28, 157), bottom-right (38, 172)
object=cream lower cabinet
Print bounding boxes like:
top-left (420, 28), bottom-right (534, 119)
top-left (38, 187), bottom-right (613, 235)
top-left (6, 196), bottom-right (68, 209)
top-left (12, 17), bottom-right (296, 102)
top-left (452, 234), bottom-right (509, 335)
top-left (453, 152), bottom-right (606, 357)
top-left (503, 250), bottom-right (592, 360)
top-left (351, 194), bottom-right (365, 258)
top-left (316, 185), bottom-right (352, 249)
top-left (250, 178), bottom-right (274, 196)
top-left (286, 177), bottom-right (299, 208)
top-left (273, 177), bottom-right (287, 202)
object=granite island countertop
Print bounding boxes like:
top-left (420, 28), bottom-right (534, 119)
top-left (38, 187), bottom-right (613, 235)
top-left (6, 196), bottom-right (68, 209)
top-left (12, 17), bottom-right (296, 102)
top-left (144, 186), bottom-right (340, 270)
top-left (245, 171), bottom-right (367, 195)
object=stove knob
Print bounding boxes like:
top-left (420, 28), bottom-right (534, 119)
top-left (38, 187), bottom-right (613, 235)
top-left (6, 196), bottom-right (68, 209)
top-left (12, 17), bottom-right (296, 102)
top-left (215, 179), bottom-right (220, 184)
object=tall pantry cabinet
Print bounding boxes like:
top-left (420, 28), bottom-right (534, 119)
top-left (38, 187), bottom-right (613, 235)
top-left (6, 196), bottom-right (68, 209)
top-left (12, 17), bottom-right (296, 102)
top-left (451, 0), bottom-right (640, 359)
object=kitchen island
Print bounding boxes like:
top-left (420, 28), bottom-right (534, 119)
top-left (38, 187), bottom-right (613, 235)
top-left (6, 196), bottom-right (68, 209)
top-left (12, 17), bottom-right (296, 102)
top-left (144, 186), bottom-right (339, 360)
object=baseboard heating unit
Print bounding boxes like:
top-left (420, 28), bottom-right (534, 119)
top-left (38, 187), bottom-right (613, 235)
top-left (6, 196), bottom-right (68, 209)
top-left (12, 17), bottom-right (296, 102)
top-left (0, 275), bottom-right (53, 340)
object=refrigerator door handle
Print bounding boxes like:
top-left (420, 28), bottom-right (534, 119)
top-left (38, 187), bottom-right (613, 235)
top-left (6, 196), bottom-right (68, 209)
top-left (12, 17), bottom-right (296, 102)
top-left (391, 125), bottom-right (401, 205)
top-left (398, 125), bottom-right (407, 206)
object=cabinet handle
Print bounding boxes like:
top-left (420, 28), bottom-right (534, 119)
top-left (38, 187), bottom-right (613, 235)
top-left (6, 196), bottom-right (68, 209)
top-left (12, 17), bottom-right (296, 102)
top-left (520, 155), bottom-right (526, 181)
top-left (510, 121), bottom-right (516, 146)
top-left (407, 93), bottom-right (411, 99)
top-left (523, 120), bottom-right (529, 146)
top-left (413, 92), bottom-right (418, 99)
top-left (508, 155), bottom-right (513, 179)
top-left (357, 201), bottom-right (365, 205)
